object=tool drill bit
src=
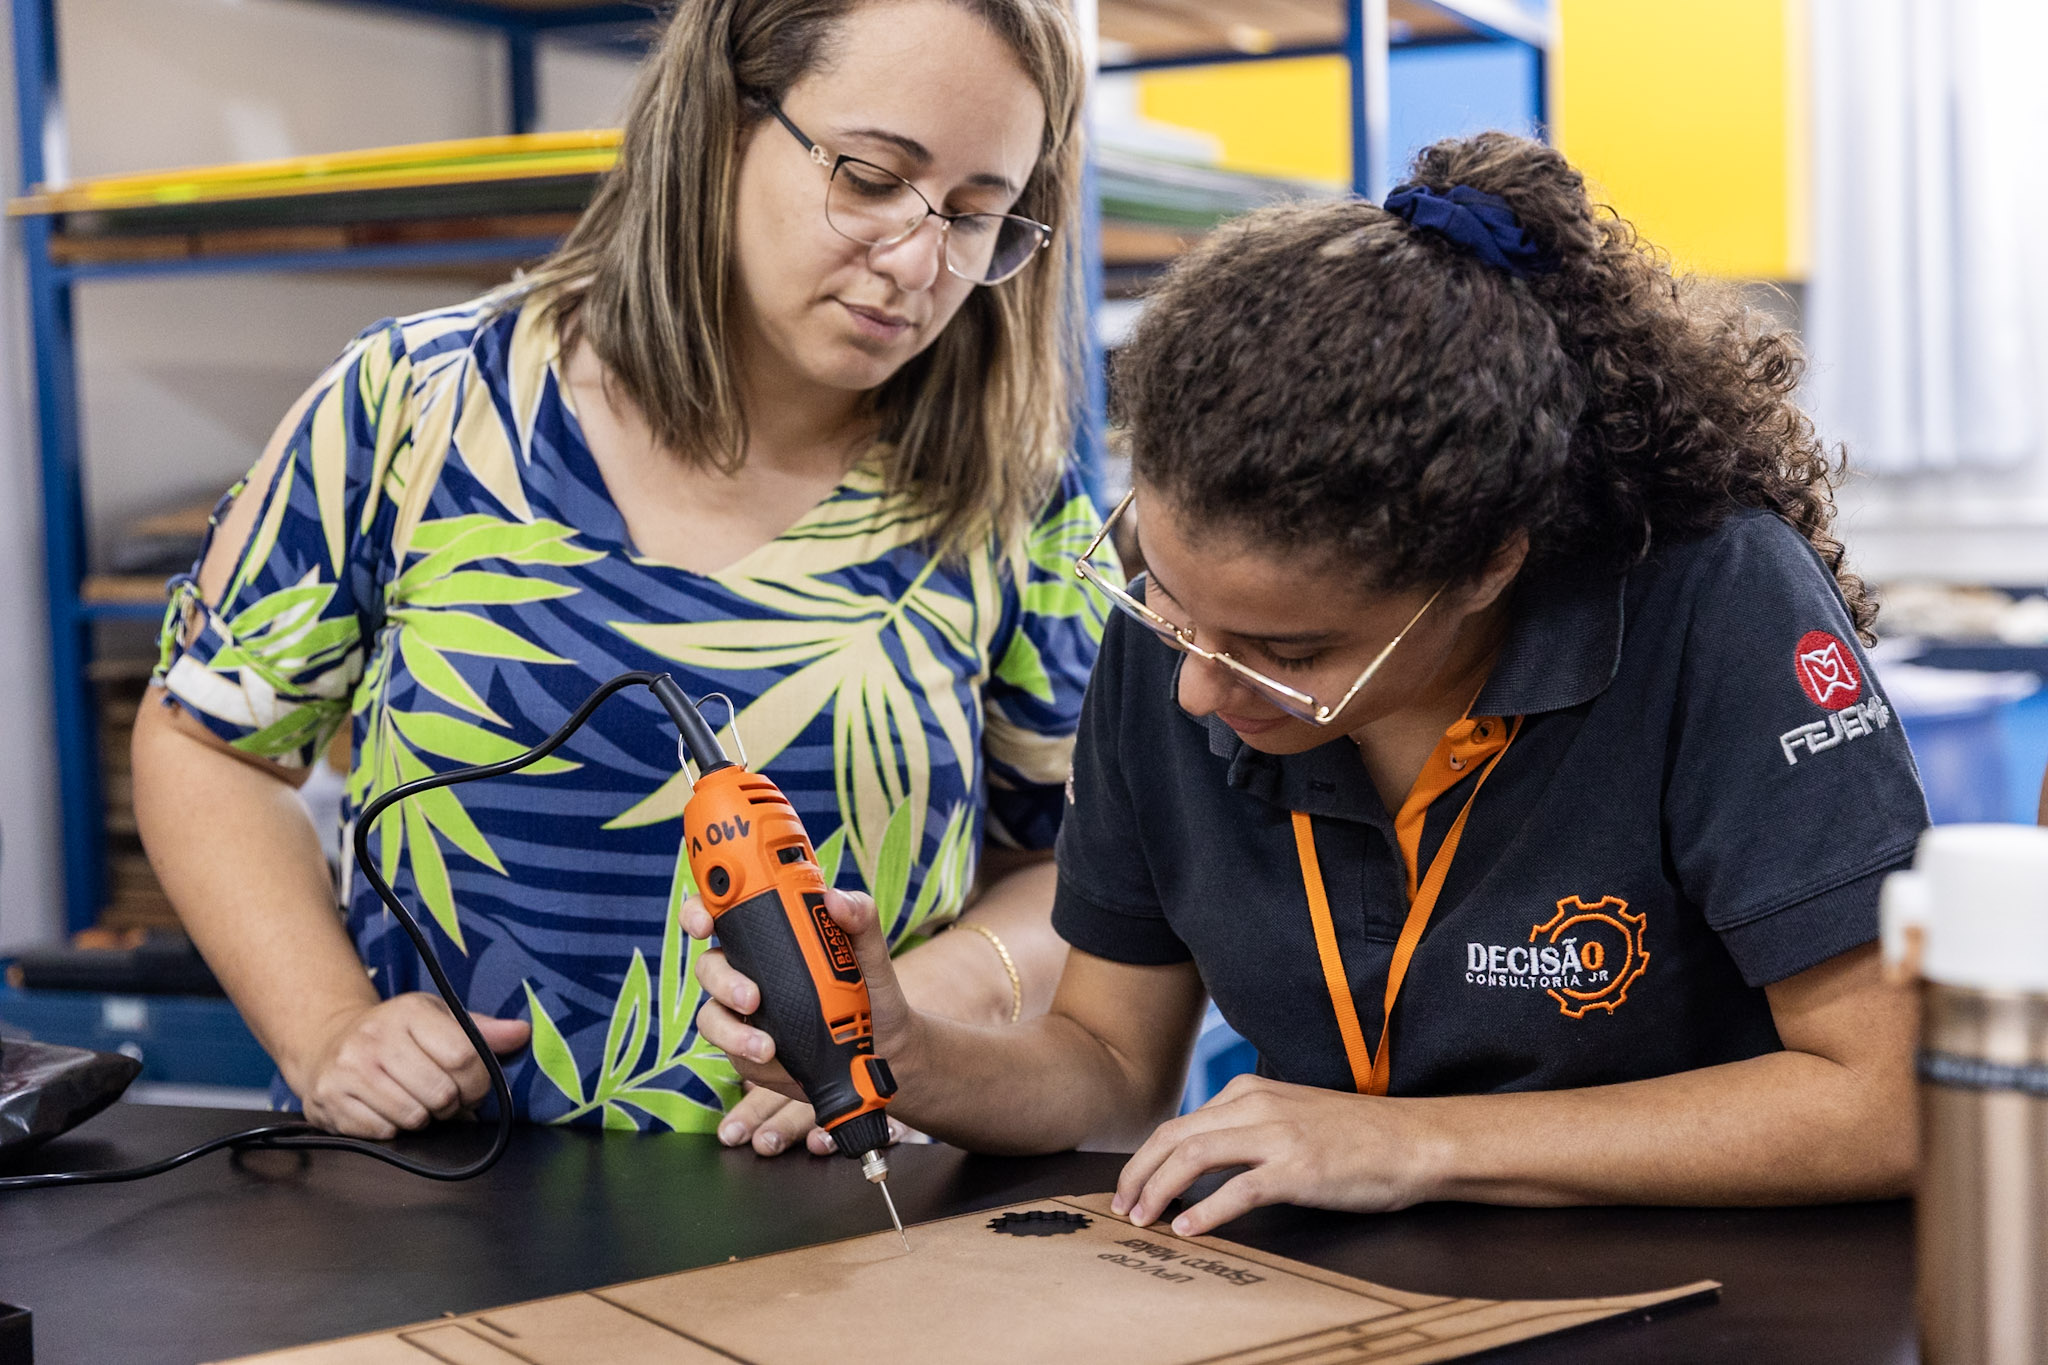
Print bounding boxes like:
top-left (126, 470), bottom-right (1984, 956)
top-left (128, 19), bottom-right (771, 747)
top-left (861, 1148), bottom-right (910, 1251)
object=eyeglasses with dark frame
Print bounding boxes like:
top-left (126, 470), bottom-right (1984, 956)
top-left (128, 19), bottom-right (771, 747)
top-left (1073, 490), bottom-right (1444, 726)
top-left (768, 102), bottom-right (1053, 286)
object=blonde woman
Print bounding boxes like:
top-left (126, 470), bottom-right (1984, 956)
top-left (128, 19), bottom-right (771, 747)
top-left (132, 0), bottom-right (1105, 1156)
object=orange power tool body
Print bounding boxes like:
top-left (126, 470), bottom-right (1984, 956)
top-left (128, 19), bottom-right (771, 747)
top-left (682, 764), bottom-right (899, 1164)
top-left (652, 674), bottom-right (901, 1229)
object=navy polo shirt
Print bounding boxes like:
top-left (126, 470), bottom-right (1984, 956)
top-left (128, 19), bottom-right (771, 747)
top-left (1052, 510), bottom-right (1930, 1097)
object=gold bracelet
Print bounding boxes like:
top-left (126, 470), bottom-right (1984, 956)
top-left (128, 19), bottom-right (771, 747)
top-left (956, 921), bottom-right (1022, 1024)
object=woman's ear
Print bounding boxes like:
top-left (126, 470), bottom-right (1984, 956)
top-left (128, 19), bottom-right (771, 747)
top-left (1461, 531), bottom-right (1530, 614)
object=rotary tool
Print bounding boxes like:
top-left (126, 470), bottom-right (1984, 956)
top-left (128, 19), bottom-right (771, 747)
top-left (662, 676), bottom-right (907, 1249)
top-left (4, 668), bottom-right (907, 1252)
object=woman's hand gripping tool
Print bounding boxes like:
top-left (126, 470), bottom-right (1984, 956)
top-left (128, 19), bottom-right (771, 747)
top-left (648, 677), bottom-right (906, 1248)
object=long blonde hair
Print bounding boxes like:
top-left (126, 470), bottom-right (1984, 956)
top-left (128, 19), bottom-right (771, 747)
top-left (516, 0), bottom-right (1086, 558)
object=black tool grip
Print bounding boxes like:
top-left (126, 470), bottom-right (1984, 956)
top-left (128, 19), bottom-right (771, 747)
top-left (715, 889), bottom-right (867, 1129)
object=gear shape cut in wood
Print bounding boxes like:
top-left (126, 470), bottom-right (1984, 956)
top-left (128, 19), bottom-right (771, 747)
top-left (986, 1209), bottom-right (1093, 1236)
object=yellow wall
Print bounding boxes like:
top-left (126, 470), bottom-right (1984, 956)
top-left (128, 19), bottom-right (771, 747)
top-left (1137, 56), bottom-right (1350, 187)
top-left (1130, 1), bottom-right (1808, 279)
top-left (1557, 0), bottom-right (1806, 279)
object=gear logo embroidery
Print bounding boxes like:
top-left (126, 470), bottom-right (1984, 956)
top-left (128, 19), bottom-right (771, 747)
top-left (1528, 896), bottom-right (1649, 1019)
top-left (1794, 630), bottom-right (1863, 711)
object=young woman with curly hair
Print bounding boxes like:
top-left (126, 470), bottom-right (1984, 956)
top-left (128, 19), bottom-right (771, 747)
top-left (692, 132), bottom-right (1929, 1231)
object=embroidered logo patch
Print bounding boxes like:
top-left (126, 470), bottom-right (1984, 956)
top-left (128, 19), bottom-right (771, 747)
top-left (1529, 896), bottom-right (1648, 1018)
top-left (1779, 631), bottom-right (1890, 765)
top-left (1794, 630), bottom-right (1863, 711)
top-left (1463, 895), bottom-right (1649, 1018)
top-left (1779, 693), bottom-right (1892, 765)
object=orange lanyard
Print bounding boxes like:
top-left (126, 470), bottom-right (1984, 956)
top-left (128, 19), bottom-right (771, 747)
top-left (1292, 714), bottom-right (1522, 1096)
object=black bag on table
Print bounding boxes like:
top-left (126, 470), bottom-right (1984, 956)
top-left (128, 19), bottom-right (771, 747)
top-left (0, 1035), bottom-right (141, 1157)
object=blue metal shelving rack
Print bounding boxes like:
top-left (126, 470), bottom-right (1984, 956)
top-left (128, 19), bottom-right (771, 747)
top-left (10, 0), bottom-right (1549, 937)
top-left (1099, 0), bottom-right (1550, 202)
top-left (1085, 0), bottom-right (1551, 521)
top-left (7, 0), bottom-right (645, 936)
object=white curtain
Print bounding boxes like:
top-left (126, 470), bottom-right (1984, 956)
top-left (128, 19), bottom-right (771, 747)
top-left (1807, 0), bottom-right (2048, 474)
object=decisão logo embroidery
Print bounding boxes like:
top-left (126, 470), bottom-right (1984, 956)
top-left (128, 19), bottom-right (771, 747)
top-left (1465, 895), bottom-right (1650, 1018)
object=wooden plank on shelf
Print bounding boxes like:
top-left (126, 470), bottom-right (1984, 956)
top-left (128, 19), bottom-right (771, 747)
top-left (47, 176), bottom-right (592, 242)
top-left (1401, 0), bottom-right (1548, 45)
top-left (104, 774), bottom-right (138, 839)
top-left (347, 210), bottom-right (583, 242)
top-left (129, 499), bottom-right (219, 540)
top-left (50, 211), bottom-right (580, 268)
top-left (86, 656), bottom-right (157, 684)
top-left (1099, 0), bottom-right (1510, 61)
top-left (53, 226), bottom-right (353, 264)
top-left (1101, 219), bottom-right (1202, 265)
top-left (1101, 0), bottom-right (1340, 59)
top-left (1391, 0), bottom-right (1516, 41)
top-left (99, 696), bottom-right (142, 732)
top-left (330, 0), bottom-right (644, 12)
top-left (102, 847), bottom-right (178, 930)
top-left (49, 233), bottom-right (195, 265)
top-left (445, 0), bottom-right (635, 8)
top-left (81, 574), bottom-right (172, 607)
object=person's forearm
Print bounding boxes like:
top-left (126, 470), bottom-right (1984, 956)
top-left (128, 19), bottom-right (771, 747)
top-left (895, 856), bottom-right (1062, 1025)
top-left (689, 882), bottom-right (1207, 1156)
top-left (959, 857), bottom-right (1064, 1015)
top-left (889, 937), bottom-right (1204, 1157)
top-left (133, 693), bottom-right (377, 1091)
top-left (1409, 1048), bottom-right (1914, 1206)
top-left (889, 1005), bottom-right (1178, 1156)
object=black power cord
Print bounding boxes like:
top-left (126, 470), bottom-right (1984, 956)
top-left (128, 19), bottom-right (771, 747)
top-left (0, 670), bottom-right (721, 1191)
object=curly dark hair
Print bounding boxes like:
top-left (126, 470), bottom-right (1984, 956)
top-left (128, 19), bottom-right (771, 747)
top-left (1116, 132), bottom-right (1874, 640)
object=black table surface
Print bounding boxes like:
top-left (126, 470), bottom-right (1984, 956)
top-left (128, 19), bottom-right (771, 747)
top-left (0, 1104), bottom-right (1915, 1364)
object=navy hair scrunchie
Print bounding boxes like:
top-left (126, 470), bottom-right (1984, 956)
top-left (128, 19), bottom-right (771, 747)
top-left (1382, 183), bottom-right (1557, 279)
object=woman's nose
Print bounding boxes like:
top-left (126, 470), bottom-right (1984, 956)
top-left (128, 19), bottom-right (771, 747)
top-left (1175, 648), bottom-right (1259, 719)
top-left (866, 217), bottom-right (946, 293)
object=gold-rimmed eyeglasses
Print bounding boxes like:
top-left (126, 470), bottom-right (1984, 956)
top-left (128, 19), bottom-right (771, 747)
top-left (1073, 490), bottom-right (1444, 726)
top-left (770, 103), bottom-right (1052, 286)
